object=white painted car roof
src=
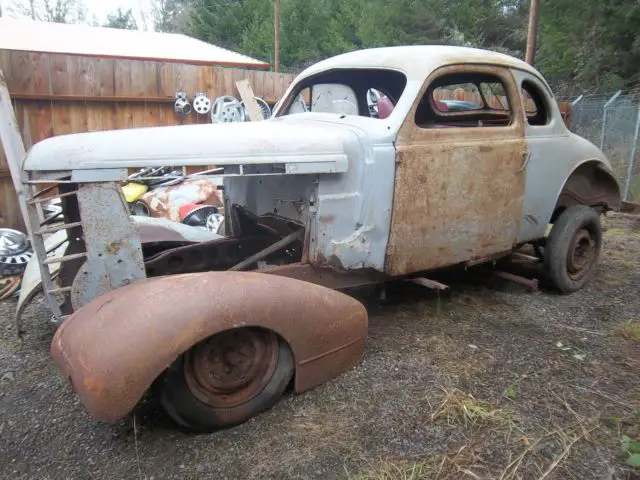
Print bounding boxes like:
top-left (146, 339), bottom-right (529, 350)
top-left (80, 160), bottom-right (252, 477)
top-left (298, 45), bottom-right (543, 81)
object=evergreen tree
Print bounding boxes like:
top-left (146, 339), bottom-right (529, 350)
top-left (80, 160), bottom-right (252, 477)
top-left (104, 7), bottom-right (137, 30)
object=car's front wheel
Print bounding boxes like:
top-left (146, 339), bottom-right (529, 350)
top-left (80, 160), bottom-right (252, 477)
top-left (544, 205), bottom-right (602, 293)
top-left (159, 328), bottom-right (294, 432)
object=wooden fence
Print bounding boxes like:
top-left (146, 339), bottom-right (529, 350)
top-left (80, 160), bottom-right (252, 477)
top-left (0, 50), bottom-right (572, 231)
top-left (0, 50), bottom-right (296, 229)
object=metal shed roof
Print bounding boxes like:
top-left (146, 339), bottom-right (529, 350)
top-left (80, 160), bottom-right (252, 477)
top-left (0, 18), bottom-right (270, 69)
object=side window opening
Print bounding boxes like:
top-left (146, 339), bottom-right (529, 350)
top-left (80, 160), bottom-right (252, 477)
top-left (521, 80), bottom-right (549, 126)
top-left (415, 72), bottom-right (513, 129)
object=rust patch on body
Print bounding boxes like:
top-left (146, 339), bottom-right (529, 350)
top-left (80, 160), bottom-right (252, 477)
top-left (105, 240), bottom-right (123, 255)
top-left (385, 64), bottom-right (527, 276)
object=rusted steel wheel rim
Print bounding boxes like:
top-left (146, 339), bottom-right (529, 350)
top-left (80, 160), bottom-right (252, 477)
top-left (184, 328), bottom-right (279, 409)
top-left (566, 228), bottom-right (597, 281)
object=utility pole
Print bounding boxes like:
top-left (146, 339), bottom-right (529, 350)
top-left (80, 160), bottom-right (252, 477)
top-left (525, 0), bottom-right (540, 65)
top-left (274, 0), bottom-right (280, 72)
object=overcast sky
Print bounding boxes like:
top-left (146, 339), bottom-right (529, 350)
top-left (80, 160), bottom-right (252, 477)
top-left (85, 0), bottom-right (152, 26)
top-left (2, 0), bottom-right (154, 27)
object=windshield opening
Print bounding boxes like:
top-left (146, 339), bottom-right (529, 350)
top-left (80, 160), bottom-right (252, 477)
top-left (277, 69), bottom-right (407, 120)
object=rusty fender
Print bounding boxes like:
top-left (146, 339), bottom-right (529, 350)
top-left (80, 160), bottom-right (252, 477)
top-left (50, 271), bottom-right (368, 422)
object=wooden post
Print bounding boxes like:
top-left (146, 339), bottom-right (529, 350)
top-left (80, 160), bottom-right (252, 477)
top-left (235, 79), bottom-right (264, 122)
top-left (0, 70), bottom-right (31, 234)
top-left (274, 0), bottom-right (280, 73)
top-left (525, 0), bottom-right (540, 65)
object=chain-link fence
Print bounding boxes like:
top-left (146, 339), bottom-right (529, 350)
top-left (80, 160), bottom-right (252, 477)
top-left (560, 91), bottom-right (640, 203)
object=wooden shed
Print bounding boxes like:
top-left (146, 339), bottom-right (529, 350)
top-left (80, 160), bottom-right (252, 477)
top-left (0, 18), bottom-right (297, 230)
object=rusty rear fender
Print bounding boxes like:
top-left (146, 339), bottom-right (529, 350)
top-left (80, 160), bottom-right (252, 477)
top-left (554, 160), bottom-right (622, 217)
top-left (51, 272), bottom-right (368, 422)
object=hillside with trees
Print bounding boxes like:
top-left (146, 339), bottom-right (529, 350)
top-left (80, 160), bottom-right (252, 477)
top-left (183, 0), bottom-right (640, 96)
top-left (4, 0), bottom-right (639, 95)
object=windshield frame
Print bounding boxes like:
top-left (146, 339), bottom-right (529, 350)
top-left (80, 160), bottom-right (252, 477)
top-left (274, 67), bottom-right (408, 120)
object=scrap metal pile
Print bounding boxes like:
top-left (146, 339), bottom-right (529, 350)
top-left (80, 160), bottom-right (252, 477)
top-left (0, 229), bottom-right (33, 300)
top-left (122, 166), bottom-right (224, 232)
top-left (13, 170), bottom-right (225, 334)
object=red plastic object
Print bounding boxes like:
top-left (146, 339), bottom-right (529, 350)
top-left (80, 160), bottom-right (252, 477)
top-left (179, 202), bottom-right (201, 221)
top-left (377, 95), bottom-right (394, 119)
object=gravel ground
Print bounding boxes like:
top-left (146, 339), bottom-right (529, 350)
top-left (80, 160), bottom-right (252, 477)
top-left (1, 214), bottom-right (639, 480)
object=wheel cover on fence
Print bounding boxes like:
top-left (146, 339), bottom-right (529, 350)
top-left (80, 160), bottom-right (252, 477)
top-left (211, 96), bottom-right (246, 124)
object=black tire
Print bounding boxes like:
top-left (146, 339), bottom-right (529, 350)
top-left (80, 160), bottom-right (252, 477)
top-left (544, 205), bottom-right (602, 293)
top-left (159, 328), bottom-right (294, 432)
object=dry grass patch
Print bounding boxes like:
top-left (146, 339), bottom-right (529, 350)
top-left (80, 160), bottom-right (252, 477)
top-left (347, 425), bottom-right (600, 480)
top-left (245, 402), bottom-right (362, 477)
top-left (429, 388), bottom-right (517, 431)
top-left (599, 273), bottom-right (631, 286)
top-left (497, 424), bottom-right (599, 480)
top-left (604, 227), bottom-right (627, 238)
top-left (615, 321), bottom-right (640, 341)
top-left (453, 291), bottom-right (509, 315)
top-left (346, 448), bottom-right (488, 480)
top-left (422, 336), bottom-right (492, 380)
top-left (347, 459), bottom-right (434, 480)
top-left (604, 249), bottom-right (638, 268)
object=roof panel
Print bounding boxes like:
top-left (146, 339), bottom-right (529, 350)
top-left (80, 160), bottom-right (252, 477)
top-left (300, 45), bottom-right (542, 81)
top-left (0, 18), bottom-right (270, 68)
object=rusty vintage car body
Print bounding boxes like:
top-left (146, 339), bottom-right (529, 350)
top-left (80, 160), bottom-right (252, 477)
top-left (18, 46), bottom-right (620, 431)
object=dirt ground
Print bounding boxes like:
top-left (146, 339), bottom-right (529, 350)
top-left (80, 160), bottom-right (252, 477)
top-left (1, 214), bottom-right (639, 480)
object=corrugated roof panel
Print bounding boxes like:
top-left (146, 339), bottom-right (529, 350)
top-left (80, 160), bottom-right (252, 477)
top-left (0, 18), bottom-right (270, 68)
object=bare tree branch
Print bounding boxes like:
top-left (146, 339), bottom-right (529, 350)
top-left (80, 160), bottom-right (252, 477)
top-left (6, 0), bottom-right (86, 23)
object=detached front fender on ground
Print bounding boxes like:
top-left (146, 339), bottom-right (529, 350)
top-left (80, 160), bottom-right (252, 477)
top-left (50, 271), bottom-right (368, 422)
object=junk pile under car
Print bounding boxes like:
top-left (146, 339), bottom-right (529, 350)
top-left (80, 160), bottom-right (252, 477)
top-left (13, 166), bottom-right (225, 333)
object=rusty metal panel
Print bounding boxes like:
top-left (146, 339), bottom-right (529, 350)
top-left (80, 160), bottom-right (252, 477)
top-left (50, 271), bottom-right (368, 422)
top-left (558, 102), bottom-right (571, 128)
top-left (385, 64), bottom-right (527, 276)
top-left (71, 183), bottom-right (146, 310)
top-left (258, 263), bottom-right (386, 290)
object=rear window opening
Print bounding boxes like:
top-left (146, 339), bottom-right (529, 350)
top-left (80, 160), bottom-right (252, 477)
top-left (521, 80), bottom-right (550, 126)
top-left (416, 71), bottom-right (513, 129)
top-left (277, 69), bottom-right (407, 120)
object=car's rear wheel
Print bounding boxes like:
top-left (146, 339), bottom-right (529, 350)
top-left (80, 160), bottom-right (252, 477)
top-left (159, 328), bottom-right (294, 431)
top-left (544, 205), bottom-right (602, 293)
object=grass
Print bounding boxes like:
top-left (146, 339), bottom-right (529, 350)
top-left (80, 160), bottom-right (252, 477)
top-left (347, 383), bottom-right (618, 480)
top-left (599, 273), bottom-right (630, 285)
top-left (612, 258), bottom-right (636, 269)
top-left (346, 449), bottom-right (488, 480)
top-left (616, 321), bottom-right (640, 341)
top-left (6, 215), bottom-right (640, 480)
top-left (429, 388), bottom-right (517, 431)
top-left (347, 459), bottom-right (434, 480)
top-left (347, 426), bottom-right (597, 480)
top-left (604, 249), bottom-right (637, 269)
top-left (604, 227), bottom-right (627, 237)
